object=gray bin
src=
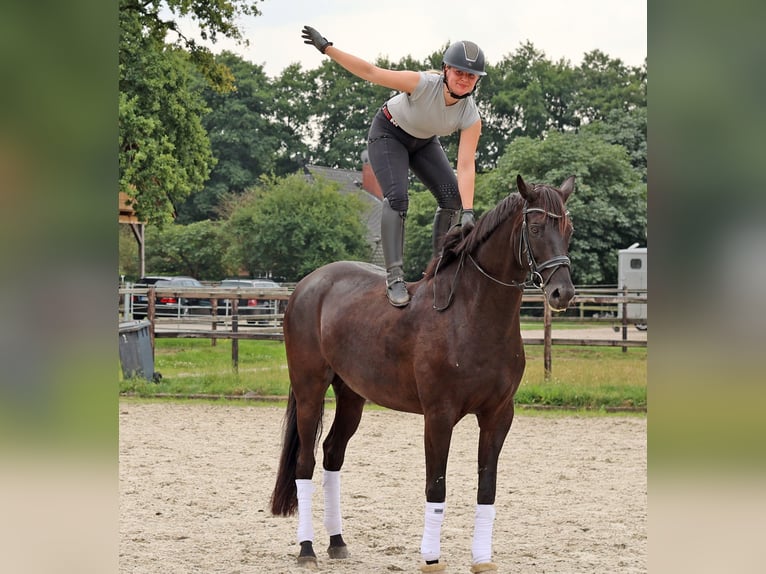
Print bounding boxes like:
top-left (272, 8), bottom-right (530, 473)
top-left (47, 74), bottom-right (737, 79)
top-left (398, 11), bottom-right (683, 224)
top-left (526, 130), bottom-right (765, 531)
top-left (119, 320), bottom-right (159, 381)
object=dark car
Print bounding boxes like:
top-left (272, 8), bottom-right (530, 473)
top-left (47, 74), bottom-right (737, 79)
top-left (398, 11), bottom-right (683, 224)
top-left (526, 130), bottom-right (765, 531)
top-left (131, 276), bottom-right (171, 319)
top-left (218, 279), bottom-right (281, 324)
top-left (132, 276), bottom-right (211, 318)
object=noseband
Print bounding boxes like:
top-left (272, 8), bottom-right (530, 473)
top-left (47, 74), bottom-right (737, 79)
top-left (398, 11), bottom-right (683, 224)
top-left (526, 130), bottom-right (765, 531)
top-left (433, 202), bottom-right (570, 310)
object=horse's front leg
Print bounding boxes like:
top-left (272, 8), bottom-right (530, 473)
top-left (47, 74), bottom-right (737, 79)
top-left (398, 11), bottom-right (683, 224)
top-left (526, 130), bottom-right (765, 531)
top-left (469, 406), bottom-right (515, 573)
top-left (419, 414), bottom-right (455, 572)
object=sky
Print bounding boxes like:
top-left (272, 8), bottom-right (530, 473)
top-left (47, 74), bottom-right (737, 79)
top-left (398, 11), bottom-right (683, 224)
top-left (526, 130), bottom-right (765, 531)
top-left (174, 0), bottom-right (647, 77)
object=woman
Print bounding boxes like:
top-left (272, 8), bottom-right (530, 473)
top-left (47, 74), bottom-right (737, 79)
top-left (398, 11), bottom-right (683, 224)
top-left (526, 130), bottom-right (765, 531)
top-left (302, 26), bottom-right (485, 307)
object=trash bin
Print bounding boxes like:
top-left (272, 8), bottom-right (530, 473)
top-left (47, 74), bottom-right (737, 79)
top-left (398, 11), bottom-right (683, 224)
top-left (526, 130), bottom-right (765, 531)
top-left (119, 320), bottom-right (160, 382)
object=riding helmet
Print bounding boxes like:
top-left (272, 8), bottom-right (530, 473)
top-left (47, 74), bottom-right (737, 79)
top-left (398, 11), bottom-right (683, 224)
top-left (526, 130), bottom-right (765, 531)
top-left (442, 41), bottom-right (487, 76)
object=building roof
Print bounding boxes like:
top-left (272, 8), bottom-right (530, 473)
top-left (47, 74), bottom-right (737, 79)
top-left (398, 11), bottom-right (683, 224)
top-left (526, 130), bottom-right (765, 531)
top-left (304, 164), bottom-right (384, 267)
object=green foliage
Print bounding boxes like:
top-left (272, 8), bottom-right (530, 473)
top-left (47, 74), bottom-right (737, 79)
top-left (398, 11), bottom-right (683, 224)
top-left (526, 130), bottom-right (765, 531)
top-left (119, 0), bottom-right (263, 226)
top-left (224, 174), bottom-right (370, 281)
top-left (121, 0), bottom-right (262, 93)
top-left (177, 52), bottom-right (310, 222)
top-left (574, 51), bottom-right (647, 123)
top-left (119, 5), bottom-right (216, 226)
top-left (119, 225), bottom-right (141, 280)
top-left (475, 131), bottom-right (646, 284)
top-left (582, 107), bottom-right (647, 182)
top-left (309, 60), bottom-right (394, 168)
top-left (145, 219), bottom-right (232, 280)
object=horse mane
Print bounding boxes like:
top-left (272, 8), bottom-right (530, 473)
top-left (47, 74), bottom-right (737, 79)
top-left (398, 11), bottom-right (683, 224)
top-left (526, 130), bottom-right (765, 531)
top-left (423, 184), bottom-right (568, 279)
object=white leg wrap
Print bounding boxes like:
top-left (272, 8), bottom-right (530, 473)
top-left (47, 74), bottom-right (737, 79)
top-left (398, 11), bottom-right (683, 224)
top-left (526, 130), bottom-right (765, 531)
top-left (295, 479), bottom-right (314, 543)
top-left (420, 501), bottom-right (446, 562)
top-left (471, 504), bottom-right (496, 564)
top-left (322, 469), bottom-right (342, 536)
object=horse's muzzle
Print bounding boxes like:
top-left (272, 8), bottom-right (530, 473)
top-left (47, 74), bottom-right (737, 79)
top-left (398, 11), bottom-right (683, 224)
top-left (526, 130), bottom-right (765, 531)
top-left (546, 282), bottom-right (576, 313)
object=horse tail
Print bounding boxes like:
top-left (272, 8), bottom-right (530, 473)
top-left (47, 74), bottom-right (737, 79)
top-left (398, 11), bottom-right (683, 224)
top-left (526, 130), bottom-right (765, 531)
top-left (271, 390), bottom-right (300, 516)
top-left (271, 389), bottom-right (325, 516)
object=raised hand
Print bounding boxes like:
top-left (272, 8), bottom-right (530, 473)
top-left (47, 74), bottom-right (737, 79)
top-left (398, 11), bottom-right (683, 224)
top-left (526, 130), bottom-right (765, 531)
top-left (301, 26), bottom-right (333, 54)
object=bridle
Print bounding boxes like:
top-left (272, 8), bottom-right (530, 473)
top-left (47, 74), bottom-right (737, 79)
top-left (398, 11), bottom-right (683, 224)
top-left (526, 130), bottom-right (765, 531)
top-left (517, 205), bottom-right (571, 290)
top-left (433, 203), bottom-right (571, 311)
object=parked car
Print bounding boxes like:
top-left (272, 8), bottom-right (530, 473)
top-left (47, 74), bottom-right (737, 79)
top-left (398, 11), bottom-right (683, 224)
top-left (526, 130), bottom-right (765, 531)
top-left (132, 276), bottom-right (212, 318)
top-left (218, 278), bottom-right (281, 324)
top-left (131, 276), bottom-right (171, 319)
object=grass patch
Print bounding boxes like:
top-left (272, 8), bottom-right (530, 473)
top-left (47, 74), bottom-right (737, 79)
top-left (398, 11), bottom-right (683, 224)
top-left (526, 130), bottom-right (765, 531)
top-left (120, 339), bottom-right (289, 398)
top-left (517, 345), bottom-right (647, 409)
top-left (120, 337), bottom-right (646, 411)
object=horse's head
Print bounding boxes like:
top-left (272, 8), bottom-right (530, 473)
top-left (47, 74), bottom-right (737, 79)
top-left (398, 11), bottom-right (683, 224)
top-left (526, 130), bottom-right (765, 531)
top-left (516, 174), bottom-right (576, 312)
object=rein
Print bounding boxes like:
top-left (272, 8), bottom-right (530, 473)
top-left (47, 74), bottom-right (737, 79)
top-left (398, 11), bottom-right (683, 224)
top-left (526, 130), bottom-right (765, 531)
top-left (432, 203), bottom-right (570, 311)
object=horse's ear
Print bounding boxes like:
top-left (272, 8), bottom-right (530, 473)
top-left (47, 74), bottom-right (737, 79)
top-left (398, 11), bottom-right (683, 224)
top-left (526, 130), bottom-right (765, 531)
top-left (559, 176), bottom-right (576, 202)
top-left (516, 174), bottom-right (539, 202)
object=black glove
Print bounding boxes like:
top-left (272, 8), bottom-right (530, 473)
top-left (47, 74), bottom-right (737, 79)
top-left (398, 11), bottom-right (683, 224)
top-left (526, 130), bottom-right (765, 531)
top-left (461, 209), bottom-right (475, 227)
top-left (302, 26), bottom-right (333, 54)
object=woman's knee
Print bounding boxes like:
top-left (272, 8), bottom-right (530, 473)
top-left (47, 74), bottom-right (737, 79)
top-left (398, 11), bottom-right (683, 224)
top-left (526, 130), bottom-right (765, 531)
top-left (432, 182), bottom-right (462, 210)
top-left (385, 194), bottom-right (409, 212)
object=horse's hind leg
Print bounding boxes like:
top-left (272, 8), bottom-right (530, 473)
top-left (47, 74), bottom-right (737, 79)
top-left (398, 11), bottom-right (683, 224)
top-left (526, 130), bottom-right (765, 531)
top-left (292, 385), bottom-right (330, 568)
top-left (322, 379), bottom-right (366, 559)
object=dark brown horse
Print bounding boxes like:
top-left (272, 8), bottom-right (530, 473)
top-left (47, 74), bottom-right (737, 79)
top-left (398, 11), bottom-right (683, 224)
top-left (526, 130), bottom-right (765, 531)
top-left (271, 175), bottom-right (576, 572)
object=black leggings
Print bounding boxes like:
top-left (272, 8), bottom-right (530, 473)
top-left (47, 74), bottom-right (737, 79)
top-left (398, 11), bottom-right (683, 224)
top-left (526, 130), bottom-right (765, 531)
top-left (367, 109), bottom-right (462, 213)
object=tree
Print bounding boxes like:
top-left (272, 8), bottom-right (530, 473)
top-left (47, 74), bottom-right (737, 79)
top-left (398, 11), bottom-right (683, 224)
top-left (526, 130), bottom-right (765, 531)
top-left (308, 59), bottom-right (395, 169)
top-left (270, 63), bottom-right (315, 174)
top-left (581, 107), bottom-right (647, 182)
top-left (119, 0), bottom-right (262, 225)
top-left (573, 51), bottom-right (646, 124)
top-left (475, 131), bottom-right (646, 285)
top-left (120, 9), bottom-right (215, 225)
top-left (177, 52), bottom-right (308, 222)
top-left (482, 42), bottom-right (578, 144)
top-left (145, 219), bottom-right (232, 279)
top-left (122, 0), bottom-right (262, 92)
top-left (225, 174), bottom-right (369, 281)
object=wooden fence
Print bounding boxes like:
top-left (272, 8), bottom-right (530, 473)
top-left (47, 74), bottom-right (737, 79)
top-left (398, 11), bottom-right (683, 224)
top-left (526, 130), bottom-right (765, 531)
top-left (118, 285), bottom-right (646, 378)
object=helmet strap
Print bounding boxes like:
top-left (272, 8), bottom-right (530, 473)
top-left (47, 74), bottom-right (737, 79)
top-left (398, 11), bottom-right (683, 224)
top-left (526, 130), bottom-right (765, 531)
top-left (442, 65), bottom-right (478, 100)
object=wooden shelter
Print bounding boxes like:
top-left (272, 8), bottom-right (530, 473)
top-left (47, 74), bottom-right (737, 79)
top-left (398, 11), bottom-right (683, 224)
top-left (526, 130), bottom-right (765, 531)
top-left (119, 191), bottom-right (146, 277)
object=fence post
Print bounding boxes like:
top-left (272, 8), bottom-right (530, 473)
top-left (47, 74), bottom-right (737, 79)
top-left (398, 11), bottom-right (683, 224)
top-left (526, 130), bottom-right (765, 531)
top-left (231, 299), bottom-right (239, 372)
top-left (544, 298), bottom-right (552, 379)
top-left (148, 287), bottom-right (156, 352)
top-left (621, 286), bottom-right (629, 353)
top-left (210, 298), bottom-right (217, 347)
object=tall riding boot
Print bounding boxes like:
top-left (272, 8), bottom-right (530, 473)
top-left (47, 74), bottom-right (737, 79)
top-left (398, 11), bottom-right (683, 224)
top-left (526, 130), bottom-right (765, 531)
top-left (432, 207), bottom-right (460, 259)
top-left (381, 198), bottom-right (410, 307)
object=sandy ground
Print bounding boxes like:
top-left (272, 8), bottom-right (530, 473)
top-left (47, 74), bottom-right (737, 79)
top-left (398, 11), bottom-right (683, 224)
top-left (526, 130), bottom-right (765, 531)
top-left (120, 402), bottom-right (646, 573)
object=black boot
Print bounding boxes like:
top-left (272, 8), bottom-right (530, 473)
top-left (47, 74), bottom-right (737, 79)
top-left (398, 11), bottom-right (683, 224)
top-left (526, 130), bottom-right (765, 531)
top-left (432, 207), bottom-right (460, 259)
top-left (381, 198), bottom-right (410, 307)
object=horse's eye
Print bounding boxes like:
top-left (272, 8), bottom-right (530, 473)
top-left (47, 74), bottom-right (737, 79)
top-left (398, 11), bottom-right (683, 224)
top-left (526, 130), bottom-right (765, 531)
top-left (529, 224), bottom-right (541, 236)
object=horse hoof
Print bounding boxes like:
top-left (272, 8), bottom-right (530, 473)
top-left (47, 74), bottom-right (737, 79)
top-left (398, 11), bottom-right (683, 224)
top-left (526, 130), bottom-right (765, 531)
top-left (296, 556), bottom-right (318, 569)
top-left (420, 562), bottom-right (447, 572)
top-left (470, 562), bottom-right (498, 572)
top-left (327, 544), bottom-right (349, 559)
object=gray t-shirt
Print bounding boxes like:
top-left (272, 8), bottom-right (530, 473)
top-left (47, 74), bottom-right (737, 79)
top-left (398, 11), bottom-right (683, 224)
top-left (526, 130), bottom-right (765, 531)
top-left (385, 72), bottom-right (480, 139)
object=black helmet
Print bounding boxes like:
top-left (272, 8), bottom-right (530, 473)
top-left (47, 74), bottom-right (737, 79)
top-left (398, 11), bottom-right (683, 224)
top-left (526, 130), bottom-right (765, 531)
top-left (442, 41), bottom-right (487, 76)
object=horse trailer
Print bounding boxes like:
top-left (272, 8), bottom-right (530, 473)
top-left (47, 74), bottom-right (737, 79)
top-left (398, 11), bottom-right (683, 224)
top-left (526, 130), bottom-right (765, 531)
top-left (617, 243), bottom-right (647, 327)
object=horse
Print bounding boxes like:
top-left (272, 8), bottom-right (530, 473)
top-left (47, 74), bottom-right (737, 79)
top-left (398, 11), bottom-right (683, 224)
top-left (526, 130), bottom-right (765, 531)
top-left (271, 174), bottom-right (576, 572)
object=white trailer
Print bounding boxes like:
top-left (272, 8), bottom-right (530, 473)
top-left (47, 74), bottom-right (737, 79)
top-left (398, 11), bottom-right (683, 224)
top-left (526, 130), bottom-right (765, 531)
top-left (617, 243), bottom-right (647, 327)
